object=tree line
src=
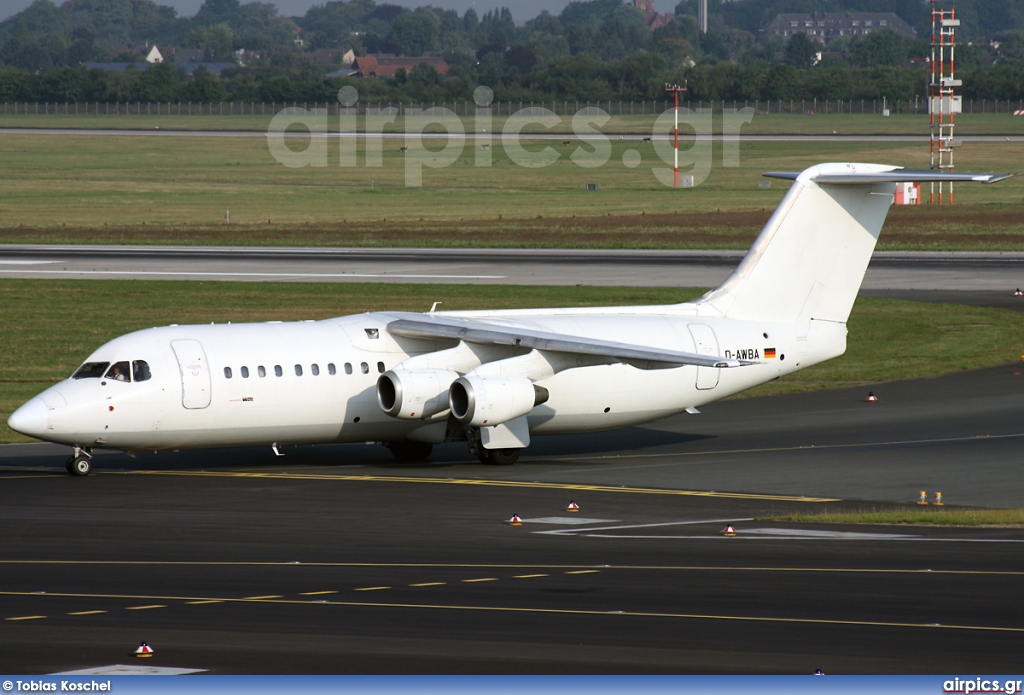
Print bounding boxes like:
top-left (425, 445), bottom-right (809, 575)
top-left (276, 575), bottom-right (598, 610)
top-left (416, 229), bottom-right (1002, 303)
top-left (2, 0), bottom-right (1023, 104)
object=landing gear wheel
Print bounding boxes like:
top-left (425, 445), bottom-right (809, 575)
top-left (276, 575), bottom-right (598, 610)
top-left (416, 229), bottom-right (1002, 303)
top-left (387, 440), bottom-right (433, 462)
top-left (68, 455), bottom-right (93, 476)
top-left (487, 448), bottom-right (521, 466)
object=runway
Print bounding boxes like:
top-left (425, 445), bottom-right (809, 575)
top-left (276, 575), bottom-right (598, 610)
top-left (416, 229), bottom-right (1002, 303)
top-left (3, 245), bottom-right (1024, 291)
top-left (2, 365), bottom-right (1023, 674)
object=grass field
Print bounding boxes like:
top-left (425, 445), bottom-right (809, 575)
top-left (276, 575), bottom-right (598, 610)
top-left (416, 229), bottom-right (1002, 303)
top-left (0, 132), bottom-right (1021, 248)
top-left (3, 279), bottom-right (1023, 445)
top-left (762, 507), bottom-right (1024, 525)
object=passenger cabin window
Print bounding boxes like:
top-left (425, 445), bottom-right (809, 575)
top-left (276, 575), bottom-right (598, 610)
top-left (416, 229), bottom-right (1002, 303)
top-left (73, 362), bottom-right (110, 379)
top-left (274, 365), bottom-right (283, 377)
top-left (241, 366), bottom-right (250, 378)
top-left (344, 363), bottom-right (353, 375)
top-left (360, 362), bottom-right (369, 374)
top-left (294, 364), bottom-right (303, 376)
top-left (105, 361), bottom-right (131, 382)
top-left (328, 363), bottom-right (336, 375)
top-left (377, 361), bottom-right (385, 374)
top-left (258, 366), bottom-right (266, 378)
top-left (311, 364), bottom-right (320, 376)
top-left (224, 367), bottom-right (233, 379)
top-left (133, 360), bottom-right (151, 382)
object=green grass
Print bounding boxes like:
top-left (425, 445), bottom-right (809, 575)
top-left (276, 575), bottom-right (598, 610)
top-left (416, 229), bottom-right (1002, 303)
top-left (0, 135), bottom-right (1020, 248)
top-left (761, 507), bottom-right (1024, 526)
top-left (3, 279), bottom-right (1024, 444)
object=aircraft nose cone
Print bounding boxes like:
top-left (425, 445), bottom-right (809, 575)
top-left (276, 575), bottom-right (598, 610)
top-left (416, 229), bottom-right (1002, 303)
top-left (7, 396), bottom-right (49, 439)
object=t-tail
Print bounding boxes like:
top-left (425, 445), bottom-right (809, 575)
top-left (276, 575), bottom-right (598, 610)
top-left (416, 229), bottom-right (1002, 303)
top-left (696, 163), bottom-right (1011, 324)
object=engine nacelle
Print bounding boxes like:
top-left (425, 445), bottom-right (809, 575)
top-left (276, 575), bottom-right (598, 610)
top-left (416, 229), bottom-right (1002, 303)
top-left (449, 375), bottom-right (549, 427)
top-left (377, 369), bottom-right (459, 420)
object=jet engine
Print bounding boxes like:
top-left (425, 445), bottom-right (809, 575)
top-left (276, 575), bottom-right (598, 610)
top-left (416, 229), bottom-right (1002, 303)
top-left (449, 375), bottom-right (549, 427)
top-left (377, 369), bottom-right (459, 420)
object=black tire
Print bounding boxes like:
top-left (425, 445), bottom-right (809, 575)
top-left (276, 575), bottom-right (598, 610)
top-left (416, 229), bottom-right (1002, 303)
top-left (488, 448), bottom-right (521, 466)
top-left (387, 440), bottom-right (433, 462)
top-left (65, 456), bottom-right (76, 475)
top-left (69, 456), bottom-right (92, 476)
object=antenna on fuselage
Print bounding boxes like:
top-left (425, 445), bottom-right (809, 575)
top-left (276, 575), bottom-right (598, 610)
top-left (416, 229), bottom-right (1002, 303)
top-left (430, 302), bottom-right (443, 313)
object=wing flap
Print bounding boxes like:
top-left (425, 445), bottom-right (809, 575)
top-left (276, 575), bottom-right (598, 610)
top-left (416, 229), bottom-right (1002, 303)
top-left (384, 314), bottom-right (746, 369)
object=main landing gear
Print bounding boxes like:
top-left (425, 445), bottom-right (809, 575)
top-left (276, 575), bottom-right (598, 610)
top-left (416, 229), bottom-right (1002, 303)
top-left (466, 428), bottom-right (521, 465)
top-left (386, 429), bottom-right (524, 466)
top-left (65, 447), bottom-right (93, 476)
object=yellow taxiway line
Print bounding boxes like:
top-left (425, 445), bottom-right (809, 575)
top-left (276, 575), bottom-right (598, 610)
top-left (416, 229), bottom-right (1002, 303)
top-left (1, 589), bottom-right (1021, 634)
top-left (129, 469), bottom-right (838, 503)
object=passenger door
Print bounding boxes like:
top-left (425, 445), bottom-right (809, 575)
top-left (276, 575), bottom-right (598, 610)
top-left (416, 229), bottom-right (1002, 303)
top-left (171, 339), bottom-right (211, 409)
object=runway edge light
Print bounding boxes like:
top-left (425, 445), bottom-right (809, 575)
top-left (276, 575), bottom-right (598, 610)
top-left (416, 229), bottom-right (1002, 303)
top-left (566, 501), bottom-right (580, 512)
top-left (865, 391), bottom-right (878, 402)
top-left (507, 514), bottom-right (523, 526)
top-left (135, 641), bottom-right (154, 658)
top-left (722, 524), bottom-right (737, 537)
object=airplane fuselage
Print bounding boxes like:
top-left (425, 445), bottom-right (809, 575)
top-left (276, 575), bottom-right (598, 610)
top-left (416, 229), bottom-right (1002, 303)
top-left (18, 308), bottom-right (844, 453)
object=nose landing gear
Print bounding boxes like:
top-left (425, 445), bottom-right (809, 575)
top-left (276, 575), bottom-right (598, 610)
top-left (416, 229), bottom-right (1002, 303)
top-left (66, 447), bottom-right (93, 476)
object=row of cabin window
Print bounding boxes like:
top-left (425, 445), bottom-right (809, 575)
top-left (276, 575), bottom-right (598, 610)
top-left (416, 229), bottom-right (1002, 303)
top-left (224, 361), bottom-right (386, 379)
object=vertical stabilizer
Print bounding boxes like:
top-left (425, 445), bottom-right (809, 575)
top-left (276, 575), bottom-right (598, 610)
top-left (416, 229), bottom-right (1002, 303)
top-left (697, 163), bottom-right (896, 324)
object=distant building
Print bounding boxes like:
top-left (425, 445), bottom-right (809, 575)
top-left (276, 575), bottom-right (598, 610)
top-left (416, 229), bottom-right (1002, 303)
top-left (633, 0), bottom-right (674, 31)
top-left (306, 48), bottom-right (355, 68)
top-left (117, 44), bottom-right (164, 63)
top-left (763, 12), bottom-right (916, 43)
top-left (346, 54), bottom-right (448, 78)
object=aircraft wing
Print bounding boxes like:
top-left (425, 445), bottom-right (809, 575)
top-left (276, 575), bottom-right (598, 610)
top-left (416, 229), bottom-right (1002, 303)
top-left (383, 313), bottom-right (747, 369)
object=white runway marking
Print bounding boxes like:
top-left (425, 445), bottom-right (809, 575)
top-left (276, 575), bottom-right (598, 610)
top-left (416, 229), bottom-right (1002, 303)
top-left (0, 269), bottom-right (506, 280)
top-left (535, 518), bottom-right (750, 536)
top-left (0, 260), bottom-right (60, 265)
top-left (536, 519), bottom-right (1024, 542)
top-left (522, 516), bottom-right (619, 525)
top-left (52, 665), bottom-right (207, 675)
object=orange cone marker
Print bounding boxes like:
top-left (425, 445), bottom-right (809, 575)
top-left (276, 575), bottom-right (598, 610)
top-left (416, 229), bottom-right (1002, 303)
top-left (918, 491), bottom-right (928, 505)
top-left (134, 641), bottom-right (154, 658)
top-left (507, 514), bottom-right (523, 526)
top-left (566, 501), bottom-right (580, 512)
top-left (722, 524), bottom-right (737, 537)
top-left (865, 391), bottom-right (878, 402)
top-left (934, 492), bottom-right (944, 506)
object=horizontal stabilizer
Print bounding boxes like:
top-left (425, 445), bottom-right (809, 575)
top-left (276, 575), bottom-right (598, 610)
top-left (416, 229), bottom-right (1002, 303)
top-left (384, 313), bottom-right (749, 369)
top-left (763, 168), bottom-right (1012, 185)
top-left (699, 162), bottom-right (1013, 323)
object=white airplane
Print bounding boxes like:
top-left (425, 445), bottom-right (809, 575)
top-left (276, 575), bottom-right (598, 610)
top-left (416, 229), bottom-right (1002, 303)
top-left (7, 163), bottom-right (1010, 475)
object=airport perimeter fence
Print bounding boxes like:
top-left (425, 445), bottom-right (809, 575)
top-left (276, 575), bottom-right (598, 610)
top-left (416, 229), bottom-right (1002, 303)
top-left (3, 98), bottom-right (1024, 117)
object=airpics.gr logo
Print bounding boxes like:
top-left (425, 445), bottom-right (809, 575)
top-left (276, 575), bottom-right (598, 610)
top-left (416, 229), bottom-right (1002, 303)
top-left (266, 85), bottom-right (754, 188)
top-left (943, 678), bottom-right (1024, 694)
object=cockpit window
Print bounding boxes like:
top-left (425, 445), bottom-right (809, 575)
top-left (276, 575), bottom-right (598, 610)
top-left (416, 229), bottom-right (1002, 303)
top-left (133, 360), bottom-right (151, 382)
top-left (104, 361), bottom-right (131, 382)
top-left (72, 362), bottom-right (110, 379)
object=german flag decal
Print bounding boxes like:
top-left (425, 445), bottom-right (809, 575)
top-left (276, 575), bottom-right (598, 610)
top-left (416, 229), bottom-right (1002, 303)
top-left (764, 348), bottom-right (777, 359)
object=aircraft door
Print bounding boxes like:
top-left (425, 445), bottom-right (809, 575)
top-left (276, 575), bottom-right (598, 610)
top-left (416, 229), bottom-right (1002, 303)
top-left (688, 324), bottom-right (720, 390)
top-left (171, 339), bottom-right (212, 409)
